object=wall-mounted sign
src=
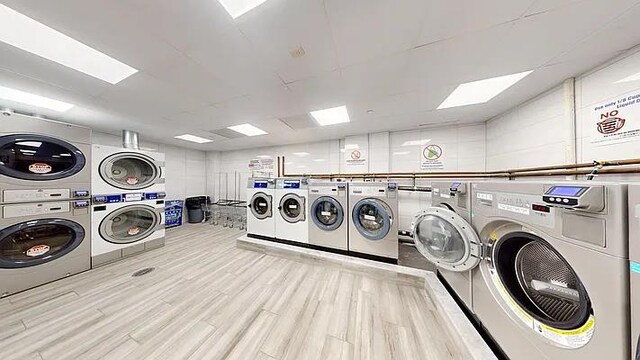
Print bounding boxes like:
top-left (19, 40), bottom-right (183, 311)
top-left (344, 148), bottom-right (368, 169)
top-left (249, 158), bottom-right (275, 177)
top-left (589, 91), bottom-right (640, 146)
top-left (420, 144), bottom-right (445, 170)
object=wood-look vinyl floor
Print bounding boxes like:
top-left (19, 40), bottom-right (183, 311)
top-left (0, 224), bottom-right (463, 360)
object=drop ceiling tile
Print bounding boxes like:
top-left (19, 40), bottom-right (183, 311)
top-left (325, 0), bottom-right (427, 67)
top-left (286, 69), bottom-right (346, 109)
top-left (524, 0), bottom-right (588, 16)
top-left (341, 52), bottom-right (412, 102)
top-left (235, 0), bottom-right (338, 83)
top-left (415, 0), bottom-right (533, 46)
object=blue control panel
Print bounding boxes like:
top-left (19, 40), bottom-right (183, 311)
top-left (388, 183), bottom-right (397, 190)
top-left (145, 192), bottom-right (166, 200)
top-left (451, 182), bottom-right (461, 190)
top-left (74, 190), bottom-right (90, 197)
top-left (546, 186), bottom-right (587, 197)
top-left (73, 200), bottom-right (90, 208)
top-left (283, 180), bottom-right (300, 189)
top-left (93, 195), bottom-right (122, 204)
top-left (254, 181), bottom-right (268, 188)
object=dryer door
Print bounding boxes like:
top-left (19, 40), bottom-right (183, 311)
top-left (489, 231), bottom-right (594, 348)
top-left (412, 207), bottom-right (481, 272)
top-left (311, 196), bottom-right (344, 231)
top-left (0, 219), bottom-right (85, 268)
top-left (99, 205), bottom-right (161, 244)
top-left (352, 199), bottom-right (393, 240)
top-left (249, 192), bottom-right (272, 220)
top-left (99, 152), bottom-right (162, 190)
top-left (279, 194), bottom-right (305, 223)
top-left (0, 134), bottom-right (86, 181)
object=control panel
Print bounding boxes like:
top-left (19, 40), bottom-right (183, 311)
top-left (283, 180), bottom-right (300, 189)
top-left (145, 192), bottom-right (166, 200)
top-left (449, 182), bottom-right (466, 196)
top-left (387, 183), bottom-right (397, 199)
top-left (73, 190), bottom-right (90, 198)
top-left (73, 200), bottom-right (90, 209)
top-left (93, 195), bottom-right (123, 204)
top-left (543, 185), bottom-right (605, 212)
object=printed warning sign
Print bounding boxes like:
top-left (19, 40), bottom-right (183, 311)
top-left (589, 91), bottom-right (640, 146)
top-left (420, 144), bottom-right (444, 170)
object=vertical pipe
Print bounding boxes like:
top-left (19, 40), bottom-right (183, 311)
top-left (564, 78), bottom-right (578, 164)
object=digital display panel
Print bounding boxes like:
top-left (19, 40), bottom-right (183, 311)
top-left (254, 181), bottom-right (268, 188)
top-left (532, 204), bottom-right (551, 213)
top-left (106, 195), bottom-right (122, 203)
top-left (548, 186), bottom-right (586, 197)
top-left (283, 180), bottom-right (300, 189)
top-left (451, 182), bottom-right (461, 189)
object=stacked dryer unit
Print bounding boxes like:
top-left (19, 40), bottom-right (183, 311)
top-left (0, 114), bottom-right (91, 297)
top-left (412, 181), bottom-right (478, 313)
top-left (308, 181), bottom-right (349, 251)
top-left (349, 182), bottom-right (399, 262)
top-left (91, 141), bottom-right (166, 267)
top-left (465, 181), bottom-right (629, 360)
top-left (629, 184), bottom-right (640, 359)
top-left (275, 178), bottom-right (309, 244)
top-left (247, 178), bottom-right (276, 240)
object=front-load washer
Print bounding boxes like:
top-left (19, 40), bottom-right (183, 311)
top-left (308, 181), bottom-right (348, 251)
top-left (0, 114), bottom-right (91, 204)
top-left (275, 178), bottom-right (308, 244)
top-left (0, 199), bottom-right (91, 297)
top-left (411, 181), bottom-right (477, 313)
top-left (464, 181), bottom-right (629, 360)
top-left (349, 182), bottom-right (399, 261)
top-left (91, 192), bottom-right (165, 267)
top-left (629, 184), bottom-right (640, 359)
top-left (247, 178), bottom-right (276, 240)
top-left (92, 144), bottom-right (165, 196)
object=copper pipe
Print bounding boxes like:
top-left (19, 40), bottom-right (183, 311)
top-left (276, 156), bottom-right (281, 177)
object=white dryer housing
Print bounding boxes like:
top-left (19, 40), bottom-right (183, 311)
top-left (247, 178), bottom-right (276, 239)
top-left (275, 178), bottom-right (308, 244)
top-left (92, 145), bottom-right (165, 196)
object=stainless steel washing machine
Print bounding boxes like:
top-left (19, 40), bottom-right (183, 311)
top-left (464, 181), bottom-right (629, 360)
top-left (0, 199), bottom-right (91, 297)
top-left (349, 182), bottom-right (398, 261)
top-left (629, 184), bottom-right (640, 359)
top-left (0, 114), bottom-right (91, 204)
top-left (308, 181), bottom-right (348, 251)
top-left (411, 181), bottom-right (478, 313)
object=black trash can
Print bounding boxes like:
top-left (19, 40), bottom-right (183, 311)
top-left (185, 196), bottom-right (211, 224)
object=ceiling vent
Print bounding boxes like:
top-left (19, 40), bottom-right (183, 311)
top-left (209, 128), bottom-right (246, 139)
top-left (278, 114), bottom-right (317, 130)
top-left (289, 45), bottom-right (306, 59)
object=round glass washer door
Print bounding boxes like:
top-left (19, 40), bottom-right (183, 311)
top-left (311, 196), bottom-right (344, 231)
top-left (352, 199), bottom-right (394, 241)
top-left (412, 207), bottom-right (481, 272)
top-left (99, 153), bottom-right (161, 190)
top-left (250, 193), bottom-right (272, 220)
top-left (492, 232), bottom-right (593, 336)
top-left (0, 219), bottom-right (85, 268)
top-left (0, 134), bottom-right (86, 181)
top-left (279, 194), bottom-right (305, 223)
top-left (99, 205), bottom-right (160, 244)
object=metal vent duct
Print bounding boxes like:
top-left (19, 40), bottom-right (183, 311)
top-left (122, 130), bottom-right (139, 150)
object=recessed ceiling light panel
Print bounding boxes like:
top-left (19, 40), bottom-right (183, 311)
top-left (217, 0), bottom-right (268, 19)
top-left (438, 70), bottom-right (533, 109)
top-left (227, 124), bottom-right (268, 137)
top-left (0, 4), bottom-right (138, 84)
top-left (292, 152), bottom-right (310, 156)
top-left (174, 134), bottom-right (213, 144)
top-left (0, 85), bottom-right (74, 112)
top-left (310, 105), bottom-right (350, 126)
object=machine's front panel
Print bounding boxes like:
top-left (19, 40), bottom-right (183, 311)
top-left (99, 204), bottom-right (161, 244)
top-left (99, 152), bottom-right (162, 191)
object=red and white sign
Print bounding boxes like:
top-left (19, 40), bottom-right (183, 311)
top-left (28, 163), bottom-right (52, 174)
top-left (26, 245), bottom-right (50, 257)
top-left (128, 226), bottom-right (141, 236)
top-left (589, 92), bottom-right (640, 146)
top-left (126, 176), bottom-right (139, 185)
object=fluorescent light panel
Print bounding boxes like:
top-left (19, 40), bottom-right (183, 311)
top-left (292, 152), bottom-right (310, 156)
top-left (616, 72), bottom-right (640, 83)
top-left (227, 123), bottom-right (268, 137)
top-left (0, 4), bottom-right (137, 84)
top-left (175, 134), bottom-right (213, 144)
top-left (438, 71), bottom-right (533, 109)
top-left (310, 105), bottom-right (350, 126)
top-left (217, 0), bottom-right (268, 19)
top-left (0, 85), bottom-right (74, 112)
top-left (402, 139), bottom-right (431, 147)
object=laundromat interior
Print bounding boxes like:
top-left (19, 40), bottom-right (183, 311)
top-left (3, 1), bottom-right (640, 359)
